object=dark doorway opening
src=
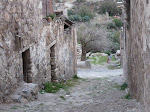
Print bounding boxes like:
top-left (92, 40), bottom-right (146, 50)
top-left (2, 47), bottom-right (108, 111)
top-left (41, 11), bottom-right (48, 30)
top-left (50, 45), bottom-right (56, 82)
top-left (22, 49), bottom-right (32, 83)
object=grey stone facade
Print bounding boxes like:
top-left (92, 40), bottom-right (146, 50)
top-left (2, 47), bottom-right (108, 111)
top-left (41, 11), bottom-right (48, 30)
top-left (122, 0), bottom-right (150, 111)
top-left (0, 0), bottom-right (77, 103)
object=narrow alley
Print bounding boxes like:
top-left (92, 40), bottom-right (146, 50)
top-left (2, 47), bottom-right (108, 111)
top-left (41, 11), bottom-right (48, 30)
top-left (1, 0), bottom-right (150, 111)
top-left (0, 63), bottom-right (144, 112)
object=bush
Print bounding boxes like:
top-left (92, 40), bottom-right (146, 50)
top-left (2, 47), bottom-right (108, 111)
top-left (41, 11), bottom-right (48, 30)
top-left (104, 51), bottom-right (111, 55)
top-left (82, 16), bottom-right (90, 21)
top-left (113, 19), bottom-right (123, 28)
top-left (68, 9), bottom-right (75, 16)
top-left (77, 5), bottom-right (95, 19)
top-left (76, 0), bottom-right (86, 3)
top-left (107, 31), bottom-right (120, 52)
top-left (112, 32), bottom-right (120, 44)
top-left (98, 0), bottom-right (122, 16)
top-left (69, 15), bottom-right (81, 21)
top-left (107, 22), bottom-right (117, 29)
top-left (73, 75), bottom-right (80, 79)
top-left (68, 5), bottom-right (95, 22)
top-left (107, 31), bottom-right (120, 44)
top-left (44, 82), bottom-right (65, 93)
top-left (95, 23), bottom-right (101, 28)
top-left (69, 15), bottom-right (90, 22)
top-left (121, 83), bottom-right (128, 90)
top-left (46, 14), bottom-right (56, 20)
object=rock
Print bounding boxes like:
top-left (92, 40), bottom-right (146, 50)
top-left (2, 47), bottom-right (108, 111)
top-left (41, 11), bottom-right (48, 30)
top-left (24, 24), bottom-right (28, 33)
top-left (59, 89), bottom-right (65, 94)
top-left (11, 83), bottom-right (39, 103)
top-left (77, 60), bottom-right (91, 69)
top-left (90, 53), bottom-right (108, 57)
top-left (18, 89), bottom-right (32, 100)
top-left (86, 52), bottom-right (91, 58)
top-left (20, 98), bottom-right (28, 103)
top-left (52, 80), bottom-right (59, 83)
top-left (116, 50), bottom-right (120, 56)
top-left (85, 60), bottom-right (91, 69)
top-left (110, 64), bottom-right (118, 68)
top-left (10, 95), bottom-right (22, 103)
top-left (100, 53), bottom-right (108, 56)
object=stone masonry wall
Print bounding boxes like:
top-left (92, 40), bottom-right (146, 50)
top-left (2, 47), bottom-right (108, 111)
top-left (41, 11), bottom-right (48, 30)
top-left (123, 0), bottom-right (150, 111)
top-left (0, 0), bottom-right (77, 103)
top-left (0, 0), bottom-right (44, 103)
top-left (56, 24), bottom-right (77, 81)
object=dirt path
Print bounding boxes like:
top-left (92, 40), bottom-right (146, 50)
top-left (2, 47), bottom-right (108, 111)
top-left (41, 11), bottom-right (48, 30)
top-left (0, 65), bottom-right (144, 112)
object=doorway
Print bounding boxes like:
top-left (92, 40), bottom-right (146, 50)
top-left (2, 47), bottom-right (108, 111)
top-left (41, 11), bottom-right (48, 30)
top-left (22, 49), bottom-right (32, 83)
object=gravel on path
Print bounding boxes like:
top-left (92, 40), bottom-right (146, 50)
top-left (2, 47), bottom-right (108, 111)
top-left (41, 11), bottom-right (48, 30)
top-left (0, 65), bottom-right (144, 112)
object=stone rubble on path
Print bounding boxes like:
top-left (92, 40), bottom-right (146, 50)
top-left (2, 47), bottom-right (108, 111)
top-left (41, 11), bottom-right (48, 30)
top-left (0, 65), bottom-right (144, 112)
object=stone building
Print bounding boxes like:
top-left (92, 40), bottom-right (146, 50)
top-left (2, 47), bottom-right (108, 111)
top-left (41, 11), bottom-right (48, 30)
top-left (122, 0), bottom-right (150, 111)
top-left (0, 0), bottom-right (77, 103)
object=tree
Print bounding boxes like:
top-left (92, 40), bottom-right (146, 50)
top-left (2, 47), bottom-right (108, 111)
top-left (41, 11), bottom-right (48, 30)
top-left (68, 5), bottom-right (95, 22)
top-left (77, 23), bottom-right (111, 61)
top-left (98, 0), bottom-right (122, 16)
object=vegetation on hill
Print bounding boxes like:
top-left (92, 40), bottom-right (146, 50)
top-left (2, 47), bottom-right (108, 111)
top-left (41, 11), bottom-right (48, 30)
top-left (98, 0), bottom-right (122, 16)
top-left (69, 0), bottom-right (122, 60)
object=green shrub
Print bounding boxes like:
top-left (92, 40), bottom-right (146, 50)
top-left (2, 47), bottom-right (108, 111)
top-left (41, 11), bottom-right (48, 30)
top-left (82, 16), bottom-right (90, 21)
top-left (46, 14), bottom-right (56, 20)
top-left (43, 78), bottom-right (81, 93)
top-left (98, 0), bottom-right (122, 16)
top-left (112, 32), bottom-right (120, 44)
top-left (104, 51), bottom-right (111, 55)
top-left (73, 75), bottom-right (80, 79)
top-left (107, 31), bottom-right (120, 45)
top-left (68, 9), bottom-right (75, 16)
top-left (76, 0), bottom-right (86, 3)
top-left (77, 6), bottom-right (95, 19)
top-left (68, 5), bottom-right (94, 22)
top-left (95, 23), bottom-right (101, 28)
top-left (44, 82), bottom-right (65, 93)
top-left (121, 83), bottom-right (128, 90)
top-left (125, 94), bottom-right (132, 100)
top-left (113, 19), bottom-right (123, 28)
top-left (69, 15), bottom-right (81, 21)
top-left (107, 22), bottom-right (117, 29)
top-left (69, 15), bottom-right (90, 22)
top-left (60, 96), bottom-right (66, 100)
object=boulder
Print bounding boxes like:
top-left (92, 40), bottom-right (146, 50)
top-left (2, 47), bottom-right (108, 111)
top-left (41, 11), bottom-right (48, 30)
top-left (116, 50), bottom-right (121, 56)
top-left (10, 95), bottom-right (22, 103)
top-left (77, 60), bottom-right (91, 69)
top-left (90, 53), bottom-right (108, 57)
top-left (10, 83), bottom-right (39, 103)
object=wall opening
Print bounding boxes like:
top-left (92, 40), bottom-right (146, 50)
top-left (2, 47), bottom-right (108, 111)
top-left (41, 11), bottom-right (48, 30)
top-left (22, 49), bottom-right (32, 83)
top-left (64, 23), bottom-right (70, 30)
top-left (50, 45), bottom-right (56, 82)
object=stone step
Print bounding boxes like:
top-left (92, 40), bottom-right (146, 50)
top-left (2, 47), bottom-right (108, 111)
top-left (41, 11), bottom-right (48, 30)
top-left (10, 83), bottom-right (39, 103)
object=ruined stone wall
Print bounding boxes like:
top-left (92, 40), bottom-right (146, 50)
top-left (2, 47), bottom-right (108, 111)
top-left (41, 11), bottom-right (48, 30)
top-left (0, 0), bottom-right (77, 103)
top-left (0, 0), bottom-right (44, 102)
top-left (56, 24), bottom-right (77, 81)
top-left (123, 0), bottom-right (150, 111)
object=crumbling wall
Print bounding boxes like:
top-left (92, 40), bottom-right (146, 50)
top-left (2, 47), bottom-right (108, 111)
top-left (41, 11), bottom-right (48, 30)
top-left (0, 0), bottom-right (77, 103)
top-left (0, 0), bottom-right (44, 103)
top-left (56, 23), bottom-right (77, 81)
top-left (123, 0), bottom-right (150, 111)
